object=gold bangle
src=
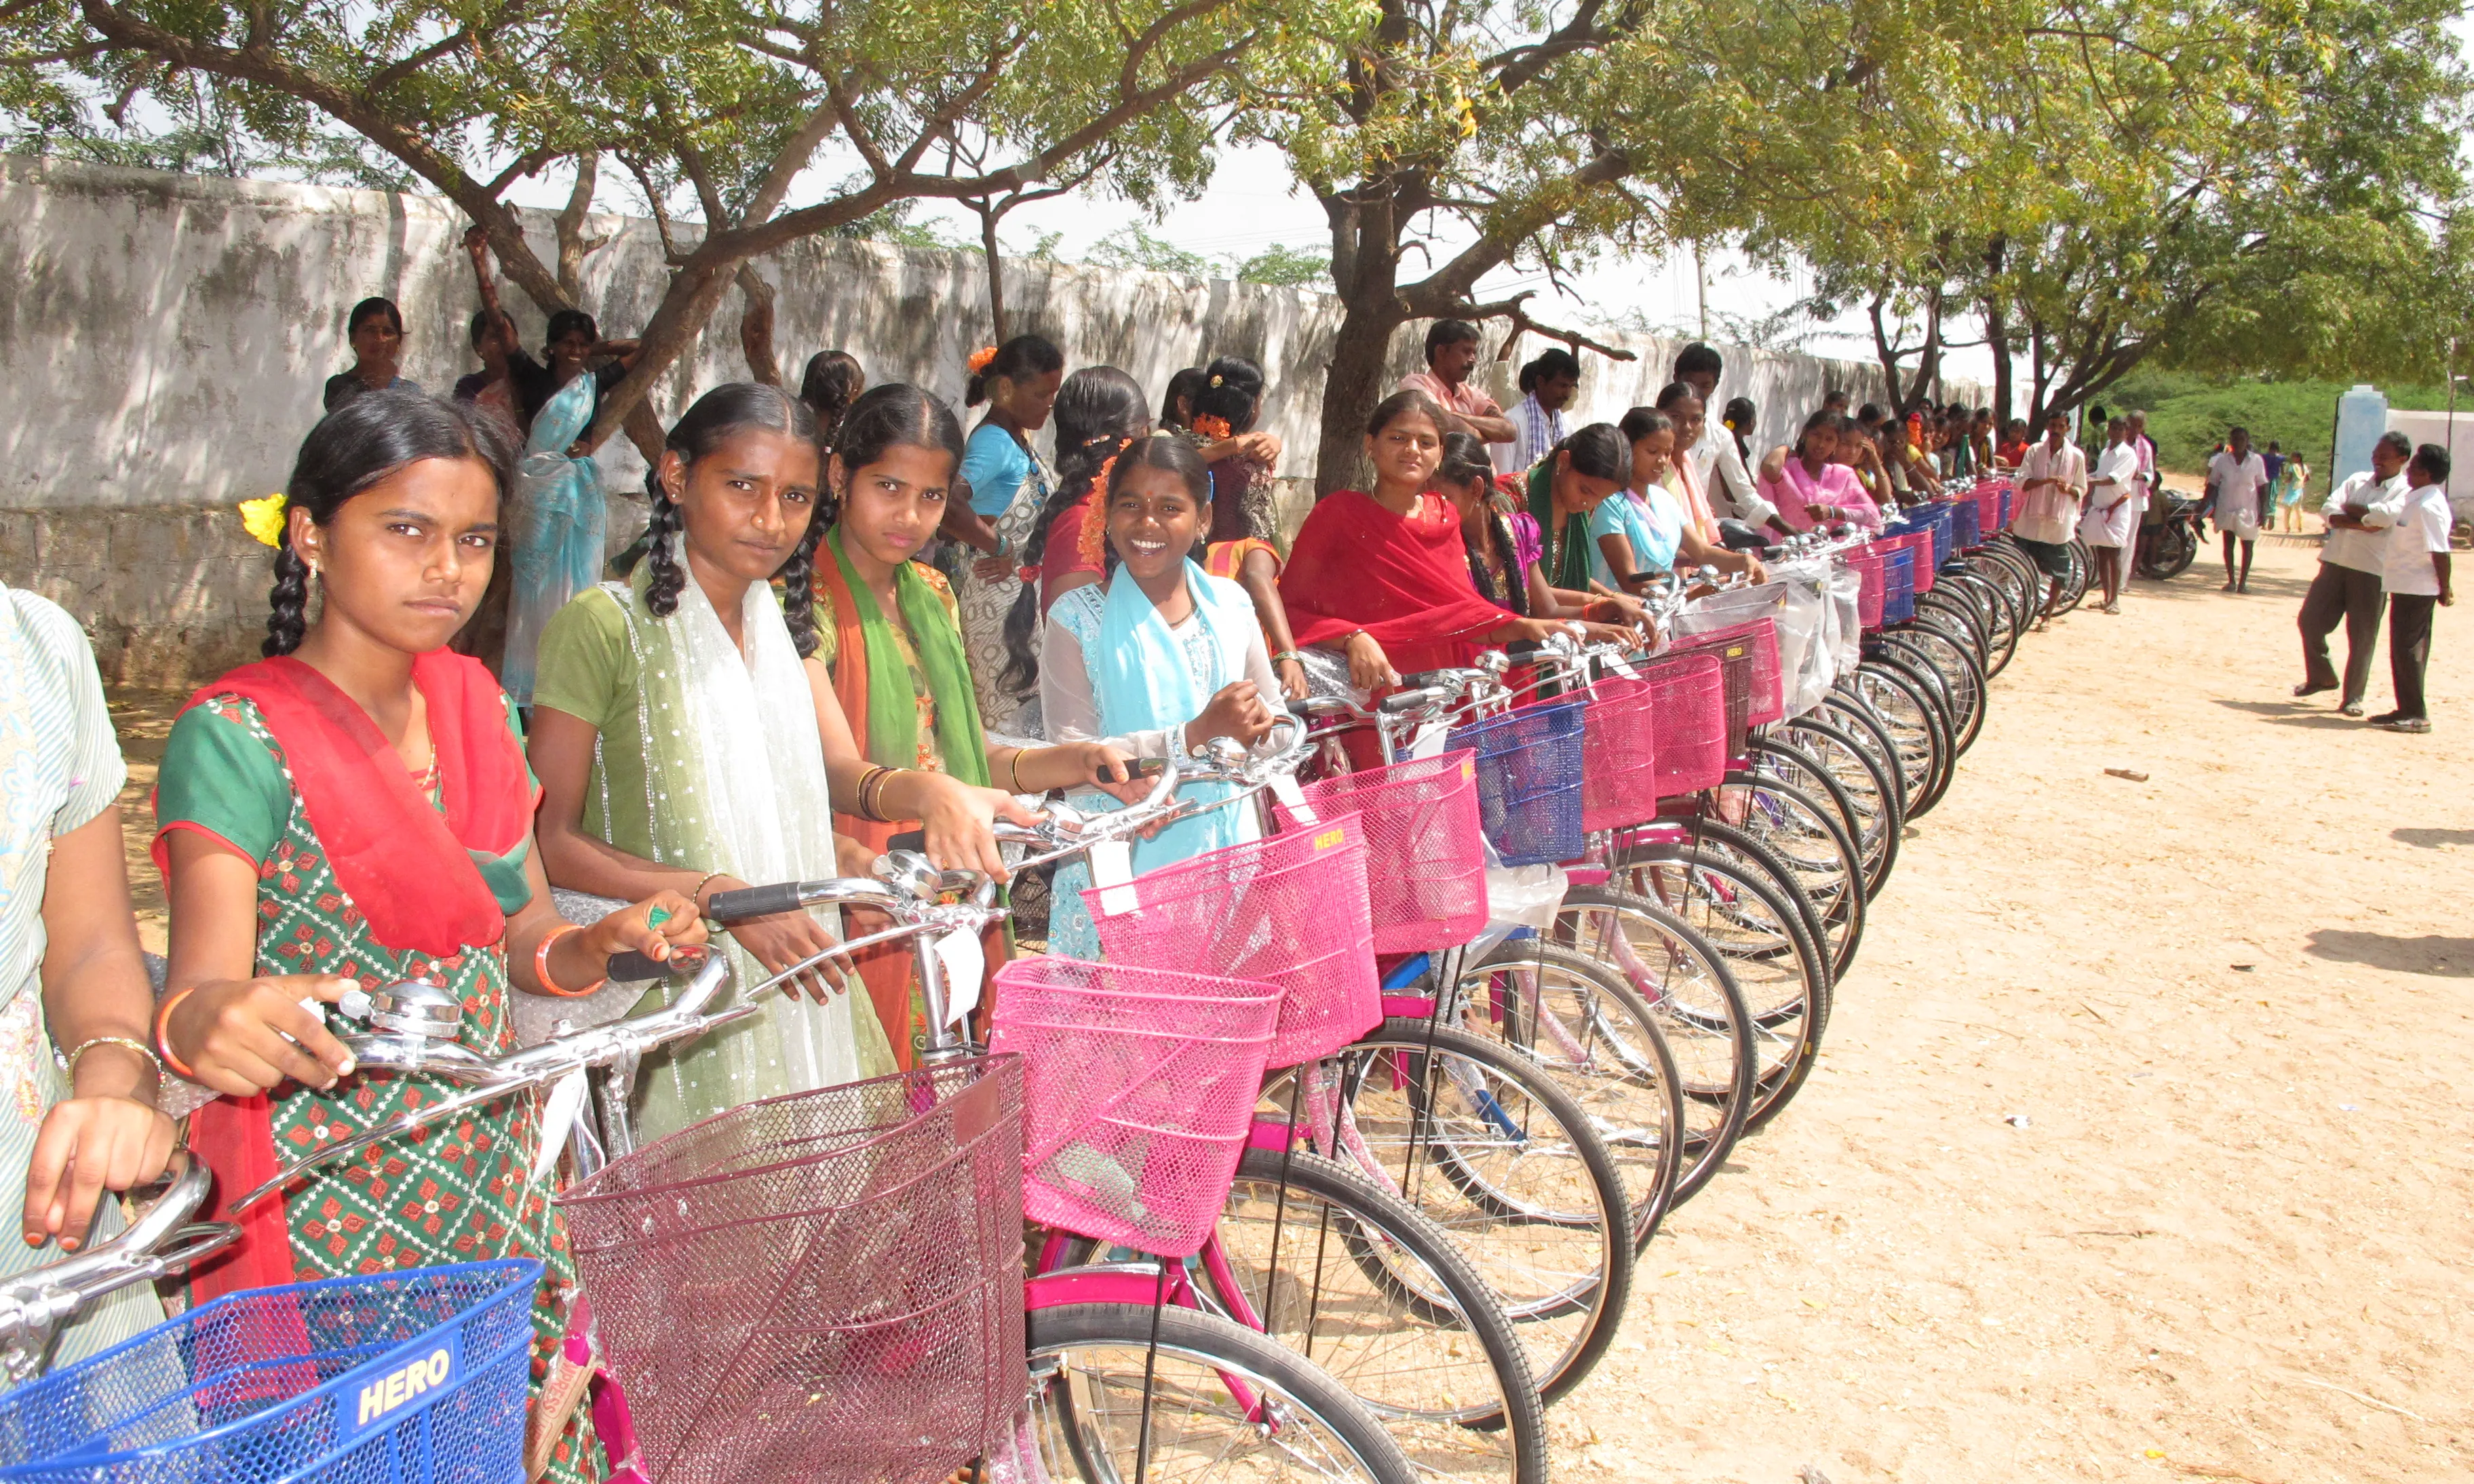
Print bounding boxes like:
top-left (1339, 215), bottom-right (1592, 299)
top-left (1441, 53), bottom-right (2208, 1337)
top-left (1006, 749), bottom-right (1026, 794)
top-left (851, 764), bottom-right (885, 822)
top-left (687, 870), bottom-right (726, 914)
top-left (65, 1035), bottom-right (162, 1086)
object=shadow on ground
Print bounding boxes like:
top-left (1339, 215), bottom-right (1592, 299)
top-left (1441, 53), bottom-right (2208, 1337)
top-left (2306, 929), bottom-right (2474, 977)
top-left (2395, 827), bottom-right (2474, 848)
top-left (2212, 699), bottom-right (2366, 730)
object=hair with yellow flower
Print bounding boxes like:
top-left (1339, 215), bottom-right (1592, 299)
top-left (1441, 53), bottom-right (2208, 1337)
top-left (237, 493), bottom-right (290, 548)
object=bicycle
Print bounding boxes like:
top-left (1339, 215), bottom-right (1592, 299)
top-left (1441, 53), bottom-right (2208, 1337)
top-left (0, 1153), bottom-right (236, 1386)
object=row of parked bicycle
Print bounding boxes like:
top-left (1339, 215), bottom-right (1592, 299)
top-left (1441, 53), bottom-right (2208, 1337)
top-left (0, 475), bottom-right (2039, 1484)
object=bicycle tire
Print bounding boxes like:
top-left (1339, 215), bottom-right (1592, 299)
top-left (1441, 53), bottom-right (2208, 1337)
top-left (1668, 812), bottom-right (1837, 984)
top-left (1206, 1147), bottom-right (1552, 1481)
top-left (1313, 1023), bottom-right (1636, 1406)
top-left (1027, 1301), bottom-right (1420, 1484)
top-left (1742, 735), bottom-right (1876, 901)
top-left (1882, 626), bottom-right (1987, 758)
top-left (1952, 568), bottom-right (2023, 678)
top-left (1590, 853), bottom-right (1828, 1129)
top-left (1853, 657), bottom-right (1952, 816)
top-left (1527, 906), bottom-right (1755, 1207)
top-left (1448, 939), bottom-right (1701, 1232)
top-left (1716, 771), bottom-right (1868, 977)
top-left (1769, 719), bottom-right (1901, 899)
top-left (1817, 690), bottom-right (1913, 821)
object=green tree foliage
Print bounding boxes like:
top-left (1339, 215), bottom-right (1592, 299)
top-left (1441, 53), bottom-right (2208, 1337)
top-left (3, 0), bottom-right (1342, 452)
top-left (1232, 241), bottom-right (1328, 287)
top-left (1088, 222), bottom-right (1215, 277)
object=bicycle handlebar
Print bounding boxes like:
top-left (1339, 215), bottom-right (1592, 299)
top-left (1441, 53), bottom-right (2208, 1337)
top-left (0, 1152), bottom-right (239, 1384)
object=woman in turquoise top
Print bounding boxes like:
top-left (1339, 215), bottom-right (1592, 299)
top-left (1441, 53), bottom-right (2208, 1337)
top-left (945, 335), bottom-right (1065, 733)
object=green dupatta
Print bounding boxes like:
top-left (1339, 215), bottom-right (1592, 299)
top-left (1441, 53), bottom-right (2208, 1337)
top-left (821, 528), bottom-right (992, 787)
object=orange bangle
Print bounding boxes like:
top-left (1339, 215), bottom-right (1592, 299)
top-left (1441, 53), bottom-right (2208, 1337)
top-left (533, 922), bottom-right (606, 998)
top-left (153, 986), bottom-right (199, 1081)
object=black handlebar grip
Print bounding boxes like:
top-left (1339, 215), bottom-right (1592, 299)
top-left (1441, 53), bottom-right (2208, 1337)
top-left (605, 950), bottom-right (668, 983)
top-left (887, 828), bottom-right (928, 854)
top-left (1503, 640), bottom-right (1543, 661)
top-left (1393, 669), bottom-right (1448, 690)
top-left (706, 882), bottom-right (809, 920)
top-left (1377, 686), bottom-right (1443, 716)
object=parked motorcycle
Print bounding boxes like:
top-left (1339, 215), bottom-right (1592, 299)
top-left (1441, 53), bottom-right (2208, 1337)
top-left (2138, 490), bottom-right (2203, 579)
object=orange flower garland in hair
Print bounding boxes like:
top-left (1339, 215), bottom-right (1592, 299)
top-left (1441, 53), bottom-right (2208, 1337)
top-left (1190, 414), bottom-right (1233, 442)
top-left (967, 345), bottom-right (999, 375)
top-left (1077, 439), bottom-right (1134, 572)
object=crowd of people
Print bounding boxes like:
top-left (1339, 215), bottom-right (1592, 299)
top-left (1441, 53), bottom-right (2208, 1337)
top-left (0, 252), bottom-right (2452, 1473)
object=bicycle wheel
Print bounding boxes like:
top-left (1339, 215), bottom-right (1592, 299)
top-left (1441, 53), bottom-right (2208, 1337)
top-left (1307, 1023), bottom-right (1634, 1406)
top-left (1882, 626), bottom-right (1986, 758)
top-left (1950, 568), bottom-right (2023, 678)
top-left (1744, 735), bottom-right (1866, 874)
top-left (1592, 849), bottom-right (1828, 1129)
top-left (1766, 721), bottom-right (1901, 899)
top-left (1716, 772), bottom-right (1866, 977)
top-left (1448, 939), bottom-right (1697, 1233)
top-left (1532, 905), bottom-right (1756, 1207)
top-left (1207, 1148), bottom-right (1551, 1482)
top-left (1851, 658), bottom-right (1952, 817)
top-left (1026, 1302), bottom-right (1420, 1484)
top-left (1817, 690), bottom-right (1913, 822)
top-left (2056, 540), bottom-right (2091, 612)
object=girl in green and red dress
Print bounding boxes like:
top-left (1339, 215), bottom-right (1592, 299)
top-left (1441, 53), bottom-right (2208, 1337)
top-left (153, 389), bottom-right (704, 1482)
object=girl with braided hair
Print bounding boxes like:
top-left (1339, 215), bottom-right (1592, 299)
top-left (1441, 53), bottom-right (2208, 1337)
top-left (156, 390), bottom-right (706, 1480)
top-left (528, 383), bottom-right (1035, 1120)
top-left (997, 366), bottom-right (1153, 697)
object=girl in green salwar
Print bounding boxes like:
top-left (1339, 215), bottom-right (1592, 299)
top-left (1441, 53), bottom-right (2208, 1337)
top-left (527, 384), bottom-right (1041, 1128)
top-left (154, 390), bottom-right (704, 1482)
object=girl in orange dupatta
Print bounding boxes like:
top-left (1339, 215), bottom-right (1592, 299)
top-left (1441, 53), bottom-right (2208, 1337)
top-left (812, 385), bottom-right (1136, 1060)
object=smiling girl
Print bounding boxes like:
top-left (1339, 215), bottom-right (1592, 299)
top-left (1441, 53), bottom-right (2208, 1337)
top-left (1039, 434), bottom-right (1280, 958)
top-left (817, 385), bottom-right (1134, 1049)
top-left (155, 390), bottom-right (702, 1481)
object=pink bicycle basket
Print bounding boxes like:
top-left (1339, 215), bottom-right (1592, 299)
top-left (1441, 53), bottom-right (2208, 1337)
top-left (1083, 810), bottom-right (1380, 1069)
top-left (1579, 676), bottom-right (1661, 833)
top-left (1672, 617), bottom-right (1784, 729)
top-left (1275, 751), bottom-right (1488, 954)
top-left (1845, 549), bottom-right (1887, 627)
top-left (1880, 530), bottom-right (1936, 593)
top-left (558, 1057), bottom-right (1027, 1484)
top-left (1635, 650), bottom-right (1726, 797)
top-left (986, 957), bottom-right (1280, 1259)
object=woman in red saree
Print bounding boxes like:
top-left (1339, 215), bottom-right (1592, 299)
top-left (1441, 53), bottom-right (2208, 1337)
top-left (1281, 391), bottom-right (1577, 691)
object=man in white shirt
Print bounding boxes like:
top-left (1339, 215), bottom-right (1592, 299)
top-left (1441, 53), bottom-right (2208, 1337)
top-left (2355, 443), bottom-right (2454, 732)
top-left (2296, 429), bottom-right (2407, 715)
top-left (2013, 410), bottom-right (2090, 625)
top-left (2204, 425), bottom-right (2272, 593)
top-left (1495, 347), bottom-right (1580, 475)
top-left (1673, 343), bottom-right (1790, 536)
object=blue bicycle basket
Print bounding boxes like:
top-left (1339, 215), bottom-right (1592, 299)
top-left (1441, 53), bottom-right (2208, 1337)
top-left (1880, 547), bottom-right (1916, 624)
top-left (1948, 496), bottom-right (1980, 550)
top-left (1447, 697), bottom-right (1588, 867)
top-left (0, 1260), bottom-right (539, 1484)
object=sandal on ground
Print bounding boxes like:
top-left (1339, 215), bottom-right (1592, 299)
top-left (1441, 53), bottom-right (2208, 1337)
top-left (2294, 681), bottom-right (2336, 698)
top-left (2378, 716), bottom-right (2432, 734)
top-left (2340, 702), bottom-right (2366, 717)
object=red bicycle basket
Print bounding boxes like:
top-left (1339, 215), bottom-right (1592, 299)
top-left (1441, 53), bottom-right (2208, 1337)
top-left (1275, 751), bottom-right (1488, 954)
top-left (1674, 617), bottom-right (1783, 728)
top-left (1845, 549), bottom-right (1886, 627)
top-left (987, 958), bottom-right (1280, 1260)
top-left (1084, 811), bottom-right (1380, 1069)
top-left (1580, 676), bottom-right (1661, 833)
top-left (1636, 650), bottom-right (1726, 796)
top-left (558, 1057), bottom-right (1028, 1484)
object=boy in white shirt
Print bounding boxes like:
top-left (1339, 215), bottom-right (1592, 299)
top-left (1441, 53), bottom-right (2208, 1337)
top-left (2357, 444), bottom-right (2454, 733)
top-left (2204, 425), bottom-right (2272, 593)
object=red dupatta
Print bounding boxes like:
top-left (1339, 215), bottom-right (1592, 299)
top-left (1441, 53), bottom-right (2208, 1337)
top-left (1279, 490), bottom-right (1509, 676)
top-left (164, 650), bottom-right (533, 1304)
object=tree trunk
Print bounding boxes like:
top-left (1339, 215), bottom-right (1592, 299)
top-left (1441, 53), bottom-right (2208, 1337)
top-left (1312, 289), bottom-right (1408, 496)
top-left (982, 211), bottom-right (1009, 344)
top-left (735, 263), bottom-right (780, 385)
top-left (554, 155), bottom-right (606, 300)
top-left (1981, 291), bottom-right (2013, 425)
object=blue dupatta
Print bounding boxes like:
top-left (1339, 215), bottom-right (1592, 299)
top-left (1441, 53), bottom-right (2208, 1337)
top-left (500, 375), bottom-right (606, 703)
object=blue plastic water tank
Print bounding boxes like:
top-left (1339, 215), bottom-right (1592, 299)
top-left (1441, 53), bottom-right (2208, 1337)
top-left (2332, 384), bottom-right (2389, 485)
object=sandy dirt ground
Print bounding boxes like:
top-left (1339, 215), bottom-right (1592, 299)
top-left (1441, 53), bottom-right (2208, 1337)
top-left (1540, 532), bottom-right (2473, 1483)
top-left (104, 530), bottom-right (2469, 1483)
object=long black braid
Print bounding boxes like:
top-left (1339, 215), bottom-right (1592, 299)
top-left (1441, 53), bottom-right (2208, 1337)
top-left (1436, 431), bottom-right (1528, 619)
top-left (996, 366), bottom-right (1152, 695)
top-left (645, 383), bottom-right (828, 655)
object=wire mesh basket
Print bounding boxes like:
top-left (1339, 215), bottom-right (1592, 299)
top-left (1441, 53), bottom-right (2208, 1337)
top-left (1846, 549), bottom-right (1887, 629)
top-left (1948, 495), bottom-right (1980, 549)
top-left (1273, 751), bottom-right (1487, 954)
top-left (1672, 617), bottom-right (1783, 732)
top-left (1085, 811), bottom-right (1379, 1069)
top-left (1880, 545), bottom-right (1916, 624)
top-left (988, 958), bottom-right (1281, 1259)
top-left (1579, 675), bottom-right (1661, 833)
top-left (0, 1261), bottom-right (538, 1484)
top-left (1880, 529), bottom-right (1936, 593)
top-left (558, 1059), bottom-right (1028, 1484)
top-left (1634, 651), bottom-right (1725, 798)
top-left (1448, 696), bottom-right (1588, 866)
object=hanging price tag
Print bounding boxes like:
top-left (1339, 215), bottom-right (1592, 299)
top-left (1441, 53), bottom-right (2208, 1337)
top-left (1090, 839), bottom-right (1140, 916)
top-left (1409, 722), bottom-right (1449, 760)
top-left (1605, 653), bottom-right (1638, 680)
top-left (936, 929), bottom-right (986, 1026)
top-left (530, 1069), bottom-right (589, 1184)
top-left (1269, 770), bottom-right (1316, 824)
